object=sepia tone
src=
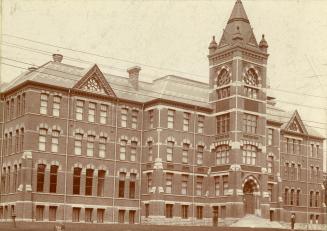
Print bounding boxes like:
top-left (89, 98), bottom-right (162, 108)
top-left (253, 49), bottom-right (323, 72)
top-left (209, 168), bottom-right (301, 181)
top-left (0, 0), bottom-right (326, 229)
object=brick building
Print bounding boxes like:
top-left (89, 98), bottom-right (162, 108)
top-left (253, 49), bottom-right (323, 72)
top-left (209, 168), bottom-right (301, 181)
top-left (0, 0), bottom-right (326, 226)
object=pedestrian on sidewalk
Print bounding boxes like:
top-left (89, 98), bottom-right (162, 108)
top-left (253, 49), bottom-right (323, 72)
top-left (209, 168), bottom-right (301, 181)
top-left (291, 213), bottom-right (296, 230)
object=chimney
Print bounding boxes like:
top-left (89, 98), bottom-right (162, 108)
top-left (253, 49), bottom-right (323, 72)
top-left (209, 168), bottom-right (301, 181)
top-left (52, 54), bottom-right (63, 63)
top-left (127, 66), bottom-right (141, 90)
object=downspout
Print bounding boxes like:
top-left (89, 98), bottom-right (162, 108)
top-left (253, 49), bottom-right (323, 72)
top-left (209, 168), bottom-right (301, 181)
top-left (63, 89), bottom-right (71, 223)
top-left (112, 99), bottom-right (119, 223)
top-left (138, 103), bottom-right (144, 224)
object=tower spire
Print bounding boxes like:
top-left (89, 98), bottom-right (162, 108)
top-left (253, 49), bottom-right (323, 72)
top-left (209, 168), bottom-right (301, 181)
top-left (228, 0), bottom-right (249, 24)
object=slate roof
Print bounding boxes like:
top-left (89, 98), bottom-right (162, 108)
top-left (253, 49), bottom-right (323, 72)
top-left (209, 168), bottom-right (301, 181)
top-left (1, 61), bottom-right (211, 108)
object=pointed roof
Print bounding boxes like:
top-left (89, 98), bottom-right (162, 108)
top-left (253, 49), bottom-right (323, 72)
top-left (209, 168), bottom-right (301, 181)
top-left (228, 0), bottom-right (249, 24)
top-left (217, 0), bottom-right (259, 49)
top-left (73, 64), bottom-right (116, 97)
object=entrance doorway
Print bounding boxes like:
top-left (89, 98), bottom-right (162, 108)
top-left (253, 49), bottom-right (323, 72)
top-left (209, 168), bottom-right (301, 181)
top-left (243, 178), bottom-right (258, 214)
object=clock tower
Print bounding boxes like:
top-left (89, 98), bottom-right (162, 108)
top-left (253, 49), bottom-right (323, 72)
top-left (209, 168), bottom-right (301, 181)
top-left (208, 0), bottom-right (270, 219)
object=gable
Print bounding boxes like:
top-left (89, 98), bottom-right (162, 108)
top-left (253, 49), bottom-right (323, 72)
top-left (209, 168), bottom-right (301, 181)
top-left (285, 111), bottom-right (308, 135)
top-left (73, 64), bottom-right (116, 97)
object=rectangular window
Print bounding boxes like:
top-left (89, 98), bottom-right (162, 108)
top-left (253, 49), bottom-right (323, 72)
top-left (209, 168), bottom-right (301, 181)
top-left (290, 189), bottom-right (294, 205)
top-left (121, 108), bottom-right (128, 127)
top-left (99, 137), bottom-right (106, 158)
top-left (17, 95), bottom-right (21, 116)
top-left (118, 172), bottom-right (126, 198)
top-left (129, 210), bottom-right (136, 224)
top-left (129, 173), bottom-right (136, 199)
top-left (310, 191), bottom-right (313, 207)
top-left (76, 100), bottom-right (84, 120)
top-left (197, 115), bottom-right (204, 134)
top-left (87, 135), bottom-right (95, 157)
top-left (196, 206), bottom-right (203, 219)
top-left (223, 176), bottom-right (228, 195)
top-left (310, 144), bottom-right (314, 157)
top-left (267, 156), bottom-right (273, 174)
top-left (100, 104), bottom-right (107, 124)
top-left (36, 164), bottom-right (46, 192)
top-left (165, 173), bottom-right (173, 194)
top-left (120, 140), bottom-right (127, 160)
top-left (215, 177), bottom-right (220, 196)
top-left (181, 175), bottom-right (188, 195)
top-left (22, 93), bottom-right (26, 115)
top-left (217, 87), bottom-right (230, 99)
top-left (88, 102), bottom-right (96, 122)
top-left (296, 190), bottom-right (300, 206)
top-left (97, 209), bottom-right (105, 223)
top-left (216, 145), bottom-right (230, 165)
top-left (166, 141), bottom-right (174, 162)
top-left (40, 94), bottom-right (48, 115)
top-left (197, 146), bottom-right (204, 165)
top-left (131, 110), bottom-right (138, 129)
top-left (316, 145), bottom-right (319, 157)
top-left (51, 130), bottom-right (59, 153)
top-left (216, 114), bottom-right (230, 134)
top-left (196, 177), bottom-right (203, 196)
top-left (147, 173), bottom-right (152, 193)
top-left (49, 165), bottom-right (58, 193)
top-left (72, 208), bottom-right (81, 222)
top-left (36, 205), bottom-right (44, 221)
top-left (285, 188), bottom-right (289, 205)
top-left (74, 133), bottom-right (83, 155)
top-left (243, 113), bottom-right (257, 134)
top-left (130, 141), bottom-right (137, 162)
top-left (148, 110), bottom-right (154, 128)
top-left (13, 165), bottom-right (17, 192)
top-left (49, 206), bottom-right (57, 221)
top-left (10, 99), bottom-right (14, 119)
top-left (315, 192), bottom-right (319, 207)
top-left (97, 170), bottom-right (105, 197)
top-left (244, 86), bottom-right (258, 99)
top-left (15, 130), bottom-right (19, 153)
top-left (8, 132), bottom-right (12, 154)
top-left (268, 128), bottom-right (273, 146)
top-left (52, 96), bottom-right (61, 117)
top-left (73, 168), bottom-right (82, 195)
top-left (20, 128), bottom-right (24, 152)
top-left (167, 109), bottom-right (174, 129)
top-left (148, 141), bottom-right (153, 162)
top-left (165, 204), bottom-right (173, 218)
top-left (85, 169), bottom-right (94, 196)
top-left (118, 210), bottom-right (125, 223)
top-left (38, 129), bottom-right (47, 151)
top-left (182, 143), bottom-right (189, 164)
top-left (85, 208), bottom-right (93, 223)
top-left (183, 112), bottom-right (190, 131)
top-left (181, 205), bottom-right (188, 219)
top-left (297, 164), bottom-right (301, 180)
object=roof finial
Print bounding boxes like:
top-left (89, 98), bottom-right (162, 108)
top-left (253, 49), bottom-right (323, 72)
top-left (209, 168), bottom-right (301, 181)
top-left (208, 35), bottom-right (218, 54)
top-left (259, 34), bottom-right (268, 52)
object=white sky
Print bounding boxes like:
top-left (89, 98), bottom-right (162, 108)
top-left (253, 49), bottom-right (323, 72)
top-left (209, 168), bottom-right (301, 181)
top-left (1, 0), bottom-right (327, 170)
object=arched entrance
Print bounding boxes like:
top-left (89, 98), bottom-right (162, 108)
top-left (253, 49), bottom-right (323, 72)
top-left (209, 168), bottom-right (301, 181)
top-left (243, 177), bottom-right (259, 214)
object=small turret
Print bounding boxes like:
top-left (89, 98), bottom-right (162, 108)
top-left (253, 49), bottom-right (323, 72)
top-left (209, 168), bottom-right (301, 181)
top-left (208, 36), bottom-right (218, 54)
top-left (259, 34), bottom-right (268, 52)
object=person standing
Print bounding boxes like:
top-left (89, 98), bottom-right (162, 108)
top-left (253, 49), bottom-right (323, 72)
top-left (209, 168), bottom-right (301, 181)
top-left (291, 213), bottom-right (296, 229)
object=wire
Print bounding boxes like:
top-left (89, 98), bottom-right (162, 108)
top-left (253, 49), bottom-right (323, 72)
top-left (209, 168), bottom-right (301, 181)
top-left (2, 34), bottom-right (206, 78)
top-left (1, 61), bottom-right (327, 133)
top-left (3, 40), bottom-right (327, 100)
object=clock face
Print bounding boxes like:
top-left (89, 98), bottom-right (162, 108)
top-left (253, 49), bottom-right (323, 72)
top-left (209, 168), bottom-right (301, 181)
top-left (217, 69), bottom-right (230, 87)
top-left (244, 68), bottom-right (259, 86)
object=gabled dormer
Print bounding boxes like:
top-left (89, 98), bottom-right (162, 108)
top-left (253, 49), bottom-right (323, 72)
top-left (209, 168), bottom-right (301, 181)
top-left (284, 110), bottom-right (308, 135)
top-left (73, 64), bottom-right (116, 97)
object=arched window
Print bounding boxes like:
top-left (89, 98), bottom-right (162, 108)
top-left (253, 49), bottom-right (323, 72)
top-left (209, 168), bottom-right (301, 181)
top-left (284, 188), bottom-right (289, 204)
top-left (290, 189), bottom-right (294, 205)
top-left (267, 156), bottom-right (273, 174)
top-left (216, 145), bottom-right (230, 165)
top-left (74, 133), bottom-right (83, 155)
top-left (242, 145), bottom-right (257, 165)
top-left (51, 130), bottom-right (60, 153)
top-left (309, 191), bottom-right (313, 207)
top-left (38, 128), bottom-right (47, 151)
top-left (216, 68), bottom-right (230, 87)
top-left (243, 68), bottom-right (259, 86)
top-left (37, 164), bottom-right (46, 192)
top-left (50, 165), bottom-right (58, 193)
top-left (73, 167), bottom-right (82, 195)
top-left (120, 140), bottom-right (127, 160)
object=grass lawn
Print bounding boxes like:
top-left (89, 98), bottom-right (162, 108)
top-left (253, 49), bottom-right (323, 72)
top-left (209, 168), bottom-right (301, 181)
top-left (0, 222), bottom-right (302, 231)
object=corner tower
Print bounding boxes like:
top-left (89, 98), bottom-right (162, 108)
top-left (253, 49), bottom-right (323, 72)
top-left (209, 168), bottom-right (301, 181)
top-left (208, 0), bottom-right (270, 219)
